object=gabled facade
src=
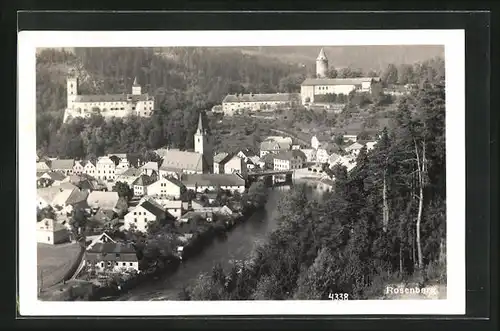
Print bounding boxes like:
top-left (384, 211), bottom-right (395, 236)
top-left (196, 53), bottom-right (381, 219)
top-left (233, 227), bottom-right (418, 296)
top-left (96, 157), bottom-right (116, 181)
top-left (123, 201), bottom-right (166, 233)
top-left (146, 176), bottom-right (185, 199)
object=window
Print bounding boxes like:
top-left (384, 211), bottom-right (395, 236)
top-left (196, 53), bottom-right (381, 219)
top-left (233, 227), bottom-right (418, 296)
top-left (134, 212), bottom-right (136, 215)
top-left (134, 218), bottom-right (137, 223)
top-left (47, 236), bottom-right (50, 242)
top-left (101, 262), bottom-right (104, 267)
top-left (122, 262), bottom-right (126, 266)
top-left (107, 262), bottom-right (111, 266)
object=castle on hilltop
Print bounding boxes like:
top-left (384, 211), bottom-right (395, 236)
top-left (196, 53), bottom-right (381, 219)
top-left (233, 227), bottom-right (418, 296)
top-left (63, 72), bottom-right (155, 122)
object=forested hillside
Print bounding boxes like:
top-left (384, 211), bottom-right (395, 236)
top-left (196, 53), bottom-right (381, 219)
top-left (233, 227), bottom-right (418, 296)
top-left (181, 81), bottom-right (446, 300)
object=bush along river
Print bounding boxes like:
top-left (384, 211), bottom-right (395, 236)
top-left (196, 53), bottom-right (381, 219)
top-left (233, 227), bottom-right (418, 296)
top-left (111, 184), bottom-right (324, 301)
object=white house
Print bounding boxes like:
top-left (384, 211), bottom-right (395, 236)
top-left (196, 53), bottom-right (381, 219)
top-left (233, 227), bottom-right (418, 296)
top-left (124, 200), bottom-right (166, 233)
top-left (222, 93), bottom-right (300, 116)
top-left (115, 158), bottom-right (130, 174)
top-left (132, 174), bottom-right (154, 197)
top-left (115, 167), bottom-right (143, 186)
top-left (36, 218), bottom-right (70, 245)
top-left (96, 156), bottom-right (116, 181)
top-left (146, 176), bottom-right (185, 199)
top-left (260, 138), bottom-right (292, 158)
top-left (273, 150), bottom-right (306, 171)
top-left (300, 77), bottom-right (381, 104)
top-left (36, 161), bottom-right (51, 173)
top-left (83, 160), bottom-right (97, 177)
top-left (224, 155), bottom-right (247, 177)
top-left (300, 149), bottom-right (317, 163)
top-left (213, 152), bottom-right (233, 174)
top-left (162, 200), bottom-right (183, 219)
top-left (343, 134), bottom-right (358, 143)
top-left (84, 242), bottom-right (139, 273)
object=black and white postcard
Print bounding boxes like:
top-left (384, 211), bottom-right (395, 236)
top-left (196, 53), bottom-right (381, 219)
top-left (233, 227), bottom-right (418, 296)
top-left (18, 29), bottom-right (466, 316)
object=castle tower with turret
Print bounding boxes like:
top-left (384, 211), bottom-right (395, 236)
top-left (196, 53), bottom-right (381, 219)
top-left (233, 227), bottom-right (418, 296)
top-left (316, 48), bottom-right (329, 78)
top-left (194, 111), bottom-right (213, 172)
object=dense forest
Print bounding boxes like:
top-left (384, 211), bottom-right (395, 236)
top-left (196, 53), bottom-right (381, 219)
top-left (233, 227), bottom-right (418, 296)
top-left (180, 81), bottom-right (446, 300)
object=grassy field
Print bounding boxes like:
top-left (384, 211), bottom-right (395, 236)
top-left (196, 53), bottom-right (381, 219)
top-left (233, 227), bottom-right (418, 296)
top-left (37, 242), bottom-right (83, 290)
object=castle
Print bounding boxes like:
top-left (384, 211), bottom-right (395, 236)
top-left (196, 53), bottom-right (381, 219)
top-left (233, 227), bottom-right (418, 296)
top-left (63, 73), bottom-right (155, 122)
top-left (300, 48), bottom-right (381, 104)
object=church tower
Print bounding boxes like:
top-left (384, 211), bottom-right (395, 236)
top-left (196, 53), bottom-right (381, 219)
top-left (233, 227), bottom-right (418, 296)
top-left (316, 48), bottom-right (329, 78)
top-left (67, 74), bottom-right (79, 109)
top-left (132, 77), bottom-right (142, 95)
top-left (194, 111), bottom-right (213, 172)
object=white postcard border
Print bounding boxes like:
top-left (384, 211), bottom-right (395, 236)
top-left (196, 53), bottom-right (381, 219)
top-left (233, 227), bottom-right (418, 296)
top-left (18, 29), bottom-right (465, 316)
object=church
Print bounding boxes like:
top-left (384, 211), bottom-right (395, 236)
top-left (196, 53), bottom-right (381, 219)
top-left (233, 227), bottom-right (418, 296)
top-left (156, 112), bottom-right (214, 176)
top-left (300, 48), bottom-right (381, 104)
top-left (63, 72), bottom-right (155, 122)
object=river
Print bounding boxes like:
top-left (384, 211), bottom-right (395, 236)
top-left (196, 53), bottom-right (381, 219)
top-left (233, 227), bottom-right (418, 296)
top-left (116, 183), bottom-right (324, 301)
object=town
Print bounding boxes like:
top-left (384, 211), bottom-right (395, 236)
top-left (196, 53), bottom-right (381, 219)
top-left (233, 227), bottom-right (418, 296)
top-left (35, 47), bottom-right (445, 301)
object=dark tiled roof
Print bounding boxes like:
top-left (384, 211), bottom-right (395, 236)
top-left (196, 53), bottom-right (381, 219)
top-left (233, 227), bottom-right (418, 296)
top-left (66, 188), bottom-right (90, 206)
top-left (85, 242), bottom-right (137, 262)
top-left (274, 150), bottom-right (306, 161)
top-left (132, 174), bottom-right (154, 186)
top-left (139, 200), bottom-right (165, 219)
top-left (213, 152), bottom-right (234, 164)
top-left (181, 174), bottom-right (245, 187)
top-left (46, 171), bottom-right (67, 181)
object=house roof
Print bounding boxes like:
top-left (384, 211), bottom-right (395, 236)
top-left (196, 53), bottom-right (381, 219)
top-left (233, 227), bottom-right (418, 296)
top-left (74, 93), bottom-right (151, 103)
top-left (301, 77), bottom-right (380, 87)
top-left (37, 186), bottom-right (66, 204)
top-left (78, 179), bottom-right (96, 191)
top-left (181, 174), bottom-right (245, 187)
top-left (36, 161), bottom-right (51, 170)
top-left (85, 242), bottom-right (137, 261)
top-left (132, 174), bottom-right (154, 186)
top-left (345, 142), bottom-right (364, 151)
top-left (44, 171), bottom-right (67, 181)
top-left (108, 153), bottom-right (127, 159)
top-left (66, 188), bottom-right (90, 206)
top-left (139, 200), bottom-right (165, 219)
top-left (238, 148), bottom-right (257, 158)
top-left (50, 159), bottom-right (75, 170)
top-left (87, 191), bottom-right (119, 210)
top-left (141, 161), bottom-right (159, 172)
top-left (260, 140), bottom-right (291, 152)
top-left (137, 196), bottom-right (165, 210)
top-left (213, 152), bottom-right (234, 165)
top-left (159, 149), bottom-right (205, 173)
top-left (317, 48), bottom-right (328, 61)
top-left (274, 150), bottom-right (306, 161)
top-left (222, 93), bottom-right (300, 104)
top-left (52, 188), bottom-right (76, 207)
top-left (118, 167), bottom-right (143, 177)
top-left (93, 209), bottom-right (116, 223)
top-left (329, 153), bottom-right (342, 164)
top-left (163, 176), bottom-right (184, 188)
top-left (261, 153), bottom-right (276, 164)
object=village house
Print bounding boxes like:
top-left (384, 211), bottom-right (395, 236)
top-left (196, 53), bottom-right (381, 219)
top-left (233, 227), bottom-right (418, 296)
top-left (36, 161), bottom-right (51, 173)
top-left (83, 160), bottom-right (97, 177)
top-left (299, 149), bottom-right (317, 163)
top-left (191, 199), bottom-right (208, 211)
top-left (224, 155), bottom-right (247, 177)
top-left (50, 159), bottom-right (75, 176)
top-left (124, 200), bottom-right (167, 233)
top-left (236, 148), bottom-right (257, 162)
top-left (87, 191), bottom-right (120, 212)
top-left (259, 137), bottom-right (292, 158)
top-left (213, 152), bottom-right (233, 174)
top-left (162, 200), bottom-right (183, 219)
top-left (73, 160), bottom-right (85, 175)
top-left (86, 232), bottom-right (115, 250)
top-left (180, 173), bottom-right (246, 194)
top-left (36, 218), bottom-right (70, 245)
top-left (115, 157), bottom-right (130, 174)
top-left (37, 171), bottom-right (69, 187)
top-left (141, 161), bottom-right (159, 177)
top-left (84, 242), bottom-right (139, 273)
top-left (115, 167), bottom-right (143, 186)
top-left (51, 187), bottom-right (90, 214)
top-left (146, 176), bottom-right (185, 199)
top-left (328, 153), bottom-right (342, 166)
top-left (158, 150), bottom-right (208, 175)
top-left (96, 156), bottom-right (116, 181)
top-left (37, 186), bottom-right (69, 209)
top-left (345, 142), bottom-right (364, 157)
top-left (92, 209), bottom-right (117, 227)
top-left (132, 174), bottom-right (154, 197)
top-left (273, 150), bottom-right (306, 171)
top-left (316, 142), bottom-right (339, 164)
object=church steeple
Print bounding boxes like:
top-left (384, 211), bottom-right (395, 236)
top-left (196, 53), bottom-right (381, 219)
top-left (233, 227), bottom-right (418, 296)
top-left (132, 76), bottom-right (141, 95)
top-left (196, 111), bottom-right (204, 134)
top-left (316, 47), bottom-right (329, 78)
top-left (133, 76), bottom-right (139, 86)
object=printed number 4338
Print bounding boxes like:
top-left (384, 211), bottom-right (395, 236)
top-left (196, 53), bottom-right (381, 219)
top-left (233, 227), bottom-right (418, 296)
top-left (329, 293), bottom-right (349, 300)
